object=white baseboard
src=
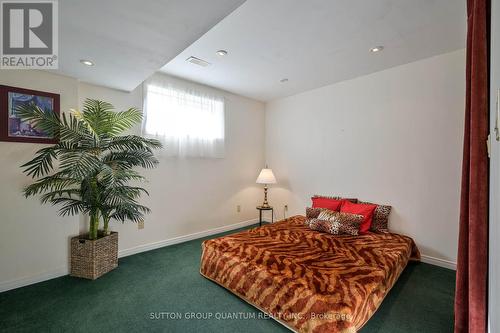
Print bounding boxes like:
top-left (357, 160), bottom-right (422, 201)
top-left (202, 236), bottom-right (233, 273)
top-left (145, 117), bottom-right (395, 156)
top-left (0, 218), bottom-right (259, 293)
top-left (118, 218), bottom-right (259, 258)
top-left (0, 266), bottom-right (69, 293)
top-left (420, 254), bottom-right (456, 270)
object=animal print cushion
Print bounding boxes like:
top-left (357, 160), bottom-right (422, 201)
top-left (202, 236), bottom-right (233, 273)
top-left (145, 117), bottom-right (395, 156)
top-left (359, 201), bottom-right (392, 232)
top-left (305, 207), bottom-right (324, 226)
top-left (306, 207), bottom-right (323, 218)
top-left (308, 210), bottom-right (363, 236)
top-left (312, 194), bottom-right (358, 203)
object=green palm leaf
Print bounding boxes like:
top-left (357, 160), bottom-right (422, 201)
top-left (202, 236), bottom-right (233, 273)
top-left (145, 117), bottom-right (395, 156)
top-left (106, 108), bottom-right (143, 136)
top-left (21, 146), bottom-right (59, 178)
top-left (15, 103), bottom-right (60, 138)
top-left (19, 98), bottom-right (162, 240)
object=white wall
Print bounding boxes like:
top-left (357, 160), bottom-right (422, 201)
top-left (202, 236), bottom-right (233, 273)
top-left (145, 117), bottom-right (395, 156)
top-left (0, 71), bottom-right (80, 289)
top-left (265, 49), bottom-right (465, 266)
top-left (78, 75), bottom-right (266, 254)
top-left (0, 71), bottom-right (265, 291)
top-left (489, 0), bottom-right (500, 331)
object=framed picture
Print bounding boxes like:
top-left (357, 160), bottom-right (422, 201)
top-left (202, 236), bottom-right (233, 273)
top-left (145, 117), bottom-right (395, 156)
top-left (0, 85), bottom-right (60, 144)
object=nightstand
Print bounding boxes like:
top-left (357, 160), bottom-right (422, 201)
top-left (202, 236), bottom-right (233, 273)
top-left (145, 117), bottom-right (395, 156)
top-left (256, 206), bottom-right (274, 226)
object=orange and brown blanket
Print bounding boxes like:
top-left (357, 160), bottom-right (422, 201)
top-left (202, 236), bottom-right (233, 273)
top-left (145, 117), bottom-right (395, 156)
top-left (200, 215), bottom-right (420, 333)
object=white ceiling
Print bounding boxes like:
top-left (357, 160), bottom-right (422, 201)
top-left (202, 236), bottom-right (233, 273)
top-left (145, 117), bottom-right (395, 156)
top-left (161, 0), bottom-right (466, 101)
top-left (52, 0), bottom-right (246, 91)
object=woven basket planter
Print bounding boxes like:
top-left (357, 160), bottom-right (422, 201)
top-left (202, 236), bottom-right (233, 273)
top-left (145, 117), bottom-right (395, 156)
top-left (70, 232), bottom-right (118, 280)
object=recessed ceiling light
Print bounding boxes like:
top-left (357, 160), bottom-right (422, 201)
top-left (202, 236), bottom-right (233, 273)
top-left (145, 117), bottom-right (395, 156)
top-left (80, 59), bottom-right (94, 66)
top-left (216, 50), bottom-right (228, 56)
top-left (370, 46), bottom-right (384, 53)
top-left (280, 78), bottom-right (289, 83)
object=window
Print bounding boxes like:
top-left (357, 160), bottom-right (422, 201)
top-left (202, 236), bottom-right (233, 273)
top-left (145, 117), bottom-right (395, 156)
top-left (143, 79), bottom-right (225, 158)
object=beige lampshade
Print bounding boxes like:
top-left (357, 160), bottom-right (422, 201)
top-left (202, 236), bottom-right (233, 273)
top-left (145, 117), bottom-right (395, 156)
top-left (256, 168), bottom-right (277, 184)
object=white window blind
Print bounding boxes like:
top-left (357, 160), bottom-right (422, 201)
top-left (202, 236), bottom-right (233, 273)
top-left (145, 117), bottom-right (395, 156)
top-left (142, 78), bottom-right (225, 158)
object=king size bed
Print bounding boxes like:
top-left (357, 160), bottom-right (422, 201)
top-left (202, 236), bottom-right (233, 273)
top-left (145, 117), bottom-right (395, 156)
top-left (200, 215), bottom-right (420, 333)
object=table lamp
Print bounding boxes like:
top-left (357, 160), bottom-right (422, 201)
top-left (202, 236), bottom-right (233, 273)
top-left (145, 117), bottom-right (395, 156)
top-left (256, 166), bottom-right (277, 208)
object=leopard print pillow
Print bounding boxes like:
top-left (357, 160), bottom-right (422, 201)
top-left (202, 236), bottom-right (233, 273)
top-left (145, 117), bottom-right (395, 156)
top-left (308, 210), bottom-right (363, 236)
top-left (306, 207), bottom-right (323, 218)
top-left (358, 201), bottom-right (392, 232)
top-left (312, 195), bottom-right (358, 203)
top-left (305, 207), bottom-right (325, 226)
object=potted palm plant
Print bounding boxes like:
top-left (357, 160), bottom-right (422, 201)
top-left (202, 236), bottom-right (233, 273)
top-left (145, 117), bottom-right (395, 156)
top-left (18, 99), bottom-right (162, 279)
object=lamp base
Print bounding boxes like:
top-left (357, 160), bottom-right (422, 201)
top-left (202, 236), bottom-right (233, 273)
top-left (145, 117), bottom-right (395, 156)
top-left (261, 184), bottom-right (270, 208)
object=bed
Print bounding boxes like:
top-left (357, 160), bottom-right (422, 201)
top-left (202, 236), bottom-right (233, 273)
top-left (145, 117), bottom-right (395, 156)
top-left (200, 215), bottom-right (420, 333)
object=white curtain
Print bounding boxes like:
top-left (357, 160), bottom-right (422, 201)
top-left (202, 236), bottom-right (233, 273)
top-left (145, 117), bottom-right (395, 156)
top-left (142, 76), bottom-right (225, 158)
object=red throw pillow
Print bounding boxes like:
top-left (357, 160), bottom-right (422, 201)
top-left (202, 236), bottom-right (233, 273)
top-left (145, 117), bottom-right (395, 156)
top-left (340, 200), bottom-right (377, 233)
top-left (311, 197), bottom-right (342, 211)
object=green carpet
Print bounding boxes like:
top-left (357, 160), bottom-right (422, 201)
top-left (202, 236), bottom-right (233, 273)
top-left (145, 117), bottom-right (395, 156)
top-left (0, 225), bottom-right (455, 333)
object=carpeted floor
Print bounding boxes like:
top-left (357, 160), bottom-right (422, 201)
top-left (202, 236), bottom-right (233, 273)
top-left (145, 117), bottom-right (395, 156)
top-left (0, 225), bottom-right (455, 333)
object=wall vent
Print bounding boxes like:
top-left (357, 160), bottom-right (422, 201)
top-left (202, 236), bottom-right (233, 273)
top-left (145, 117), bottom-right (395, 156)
top-left (186, 56), bottom-right (211, 67)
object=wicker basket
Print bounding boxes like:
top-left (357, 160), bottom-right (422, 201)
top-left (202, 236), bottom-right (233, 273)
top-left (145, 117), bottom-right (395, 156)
top-left (70, 232), bottom-right (118, 280)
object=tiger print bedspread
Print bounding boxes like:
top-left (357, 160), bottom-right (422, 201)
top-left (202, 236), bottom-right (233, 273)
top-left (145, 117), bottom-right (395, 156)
top-left (200, 215), bottom-right (420, 333)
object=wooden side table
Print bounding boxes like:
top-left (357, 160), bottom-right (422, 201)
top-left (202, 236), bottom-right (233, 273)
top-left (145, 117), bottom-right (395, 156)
top-left (256, 206), bottom-right (274, 226)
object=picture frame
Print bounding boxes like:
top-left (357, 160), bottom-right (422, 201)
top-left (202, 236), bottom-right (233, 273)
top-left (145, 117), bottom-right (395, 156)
top-left (0, 85), bottom-right (60, 144)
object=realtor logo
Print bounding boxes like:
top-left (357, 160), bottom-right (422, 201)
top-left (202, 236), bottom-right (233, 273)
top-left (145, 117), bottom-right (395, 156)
top-left (1, 0), bottom-right (58, 69)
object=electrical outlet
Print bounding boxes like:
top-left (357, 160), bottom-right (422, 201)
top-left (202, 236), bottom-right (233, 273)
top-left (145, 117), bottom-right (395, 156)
top-left (237, 205), bottom-right (241, 213)
top-left (138, 220), bottom-right (145, 230)
top-left (284, 205), bottom-right (288, 211)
